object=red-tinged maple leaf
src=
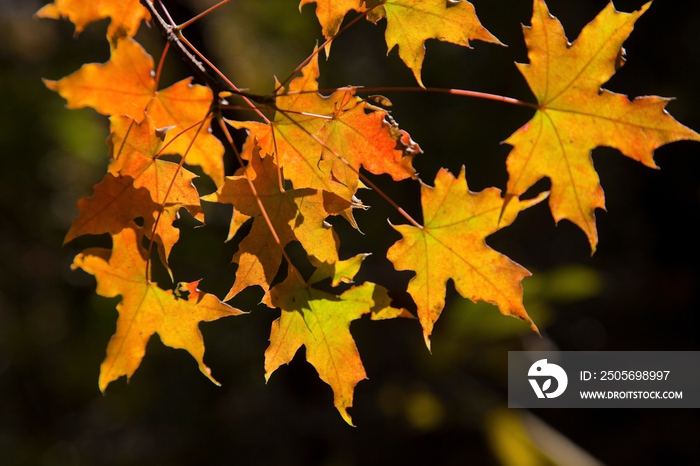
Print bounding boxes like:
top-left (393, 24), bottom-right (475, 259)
top-left (264, 271), bottom-right (406, 425)
top-left (366, 0), bottom-right (502, 87)
top-left (387, 167), bottom-right (548, 349)
top-left (229, 51), bottom-right (420, 204)
top-left (64, 173), bottom-right (158, 243)
top-left (36, 0), bottom-right (149, 40)
top-left (505, 0), bottom-right (700, 250)
top-left (44, 37), bottom-right (225, 185)
top-left (203, 148), bottom-right (362, 299)
top-left (63, 173), bottom-right (190, 279)
top-left (72, 224), bottom-right (243, 392)
top-left (106, 115), bottom-right (204, 269)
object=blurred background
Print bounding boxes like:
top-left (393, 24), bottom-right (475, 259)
top-left (1, 0), bottom-right (699, 464)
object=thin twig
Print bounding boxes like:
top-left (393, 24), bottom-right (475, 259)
top-left (176, 33), bottom-right (271, 122)
top-left (155, 116), bottom-right (212, 157)
top-left (275, 8), bottom-right (374, 93)
top-left (141, 0), bottom-right (271, 106)
top-left (178, 0), bottom-right (230, 30)
top-left (316, 86), bottom-right (539, 109)
top-left (154, 41), bottom-right (170, 93)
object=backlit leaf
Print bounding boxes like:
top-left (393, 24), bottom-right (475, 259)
top-left (44, 39), bottom-right (224, 185)
top-left (147, 78), bottom-right (225, 187)
top-left (264, 273), bottom-right (405, 425)
top-left (36, 0), bottom-right (149, 40)
top-left (367, 0), bottom-right (502, 86)
top-left (72, 225), bottom-right (243, 392)
top-left (203, 148), bottom-right (353, 299)
top-left (229, 51), bottom-right (420, 204)
top-left (44, 37), bottom-right (154, 122)
top-left (107, 116), bottom-right (204, 269)
top-left (505, 0), bottom-right (700, 250)
top-left (300, 0), bottom-right (364, 45)
top-left (387, 167), bottom-right (547, 348)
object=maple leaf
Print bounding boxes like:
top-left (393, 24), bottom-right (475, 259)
top-left (203, 148), bottom-right (359, 299)
top-left (64, 172), bottom-right (194, 276)
top-left (145, 78), bottom-right (226, 187)
top-left (72, 224), bottom-right (243, 392)
top-left (44, 37), bottom-right (225, 185)
top-left (106, 116), bottom-right (204, 267)
top-left (64, 173), bottom-right (161, 243)
top-left (264, 271), bottom-right (406, 425)
top-left (36, 0), bottom-right (149, 40)
top-left (229, 51), bottom-right (420, 204)
top-left (309, 252), bottom-right (371, 288)
top-left (44, 37), bottom-right (155, 122)
top-left (505, 0), bottom-right (700, 250)
top-left (387, 167), bottom-right (548, 348)
top-left (366, 0), bottom-right (502, 87)
top-left (300, 0), bottom-right (365, 48)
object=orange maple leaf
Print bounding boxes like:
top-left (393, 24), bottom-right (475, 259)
top-left (72, 224), bottom-right (243, 392)
top-left (105, 115), bottom-right (204, 269)
top-left (36, 0), bottom-right (149, 40)
top-left (229, 51), bottom-right (420, 203)
top-left (387, 167), bottom-right (547, 348)
top-left (145, 78), bottom-right (226, 187)
top-left (65, 173), bottom-right (160, 243)
top-left (366, 0), bottom-right (502, 86)
top-left (264, 272), bottom-right (405, 425)
top-left (505, 0), bottom-right (700, 250)
top-left (44, 37), bottom-right (225, 185)
top-left (44, 37), bottom-right (154, 121)
top-left (203, 148), bottom-right (361, 299)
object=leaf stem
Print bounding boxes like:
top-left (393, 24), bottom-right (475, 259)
top-left (317, 86), bottom-right (538, 109)
top-left (358, 173), bottom-right (423, 229)
top-left (175, 33), bottom-right (271, 123)
top-left (141, 0), bottom-right (273, 117)
top-left (219, 105), bottom-right (276, 112)
top-left (154, 117), bottom-right (209, 157)
top-left (178, 0), bottom-right (230, 30)
top-left (114, 118), bottom-right (136, 161)
top-left (154, 41), bottom-right (170, 93)
top-left (275, 8), bottom-right (373, 93)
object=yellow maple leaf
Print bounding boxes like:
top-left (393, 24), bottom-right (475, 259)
top-left (264, 271), bottom-right (405, 425)
top-left (505, 0), bottom-right (700, 250)
top-left (387, 167), bottom-right (547, 349)
top-left (72, 225), bottom-right (243, 392)
top-left (367, 0), bottom-right (502, 86)
top-left (300, 0), bottom-right (365, 47)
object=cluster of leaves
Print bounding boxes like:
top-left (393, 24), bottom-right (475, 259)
top-left (38, 0), bottom-right (699, 424)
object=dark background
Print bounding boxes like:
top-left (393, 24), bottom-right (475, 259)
top-left (1, 0), bottom-right (699, 464)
